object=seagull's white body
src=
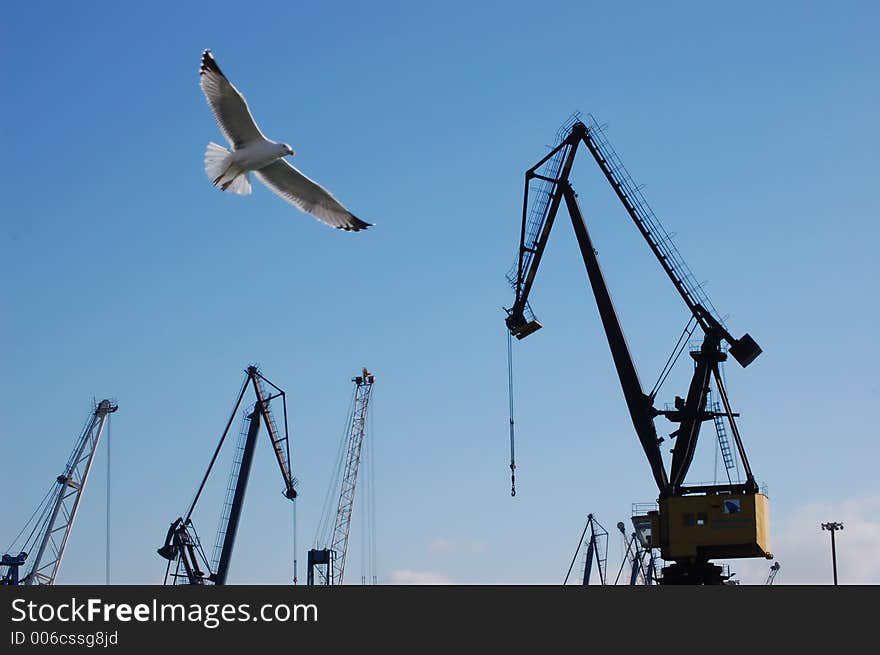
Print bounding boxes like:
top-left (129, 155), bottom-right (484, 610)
top-left (232, 139), bottom-right (290, 172)
top-left (199, 50), bottom-right (372, 231)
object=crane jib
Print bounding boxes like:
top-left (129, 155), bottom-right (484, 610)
top-left (509, 119), bottom-right (762, 369)
top-left (504, 115), bottom-right (762, 498)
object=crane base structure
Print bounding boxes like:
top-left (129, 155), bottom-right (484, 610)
top-left (635, 493), bottom-right (771, 583)
top-left (505, 115), bottom-right (772, 585)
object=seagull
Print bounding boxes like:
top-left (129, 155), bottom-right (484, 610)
top-left (199, 50), bottom-right (372, 231)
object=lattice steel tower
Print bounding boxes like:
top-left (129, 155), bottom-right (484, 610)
top-left (309, 368), bottom-right (375, 585)
top-left (2, 399), bottom-right (118, 585)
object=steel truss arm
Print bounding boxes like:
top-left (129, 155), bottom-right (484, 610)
top-left (21, 400), bottom-right (118, 585)
top-left (578, 123), bottom-right (761, 368)
top-left (329, 369), bottom-right (375, 585)
top-left (506, 132), bottom-right (580, 338)
top-left (249, 368), bottom-right (297, 500)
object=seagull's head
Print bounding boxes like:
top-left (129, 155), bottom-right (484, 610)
top-left (281, 143), bottom-right (295, 157)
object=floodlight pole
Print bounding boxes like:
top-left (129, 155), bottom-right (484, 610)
top-left (821, 522), bottom-right (843, 585)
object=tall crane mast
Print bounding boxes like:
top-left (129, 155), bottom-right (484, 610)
top-left (157, 366), bottom-right (296, 585)
top-left (308, 368), bottom-right (376, 586)
top-left (506, 115), bottom-right (771, 584)
top-left (2, 399), bottom-right (118, 585)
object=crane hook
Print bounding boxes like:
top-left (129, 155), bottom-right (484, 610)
top-left (507, 329), bottom-right (518, 498)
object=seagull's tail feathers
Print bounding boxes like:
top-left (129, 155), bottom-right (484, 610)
top-left (204, 142), bottom-right (231, 182)
top-left (204, 142), bottom-right (252, 196)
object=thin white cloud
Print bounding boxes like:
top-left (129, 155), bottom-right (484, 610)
top-left (389, 569), bottom-right (453, 585)
top-left (724, 494), bottom-right (880, 585)
top-left (429, 538), bottom-right (487, 555)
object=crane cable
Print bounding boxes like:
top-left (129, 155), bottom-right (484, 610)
top-left (4, 483), bottom-right (56, 556)
top-left (507, 330), bottom-right (517, 497)
top-left (292, 502), bottom-right (298, 585)
top-left (106, 411), bottom-right (111, 585)
top-left (185, 374), bottom-right (250, 521)
top-left (288, 391), bottom-right (298, 585)
top-left (360, 423), bottom-right (376, 585)
top-left (649, 316), bottom-right (698, 399)
top-left (315, 390), bottom-right (357, 549)
top-left (368, 394), bottom-right (377, 583)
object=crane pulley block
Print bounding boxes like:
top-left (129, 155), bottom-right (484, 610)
top-left (506, 313), bottom-right (542, 340)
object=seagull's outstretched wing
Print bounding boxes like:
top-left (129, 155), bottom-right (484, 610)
top-left (199, 50), bottom-right (265, 149)
top-left (254, 159), bottom-right (372, 231)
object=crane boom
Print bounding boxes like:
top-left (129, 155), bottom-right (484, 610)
top-left (509, 125), bottom-right (668, 491)
top-left (579, 119), bottom-right (762, 367)
top-left (329, 369), bottom-right (375, 585)
top-left (563, 180), bottom-right (670, 492)
top-left (250, 368), bottom-right (297, 501)
top-left (308, 369), bottom-right (376, 585)
top-left (2, 399), bottom-right (118, 585)
top-left (158, 366), bottom-right (296, 585)
top-left (508, 117), bottom-right (760, 366)
top-left (211, 406), bottom-right (262, 585)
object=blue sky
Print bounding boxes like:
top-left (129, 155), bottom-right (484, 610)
top-left (2, 0), bottom-right (878, 585)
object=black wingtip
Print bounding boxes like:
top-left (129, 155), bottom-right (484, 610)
top-left (338, 215), bottom-right (373, 232)
top-left (200, 49), bottom-right (223, 77)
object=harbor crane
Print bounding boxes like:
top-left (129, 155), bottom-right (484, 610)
top-left (2, 399), bottom-right (118, 585)
top-left (564, 513), bottom-right (608, 585)
top-left (505, 115), bottom-right (771, 584)
top-left (613, 520), bottom-right (658, 585)
top-left (308, 368), bottom-right (376, 585)
top-left (157, 366), bottom-right (296, 585)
